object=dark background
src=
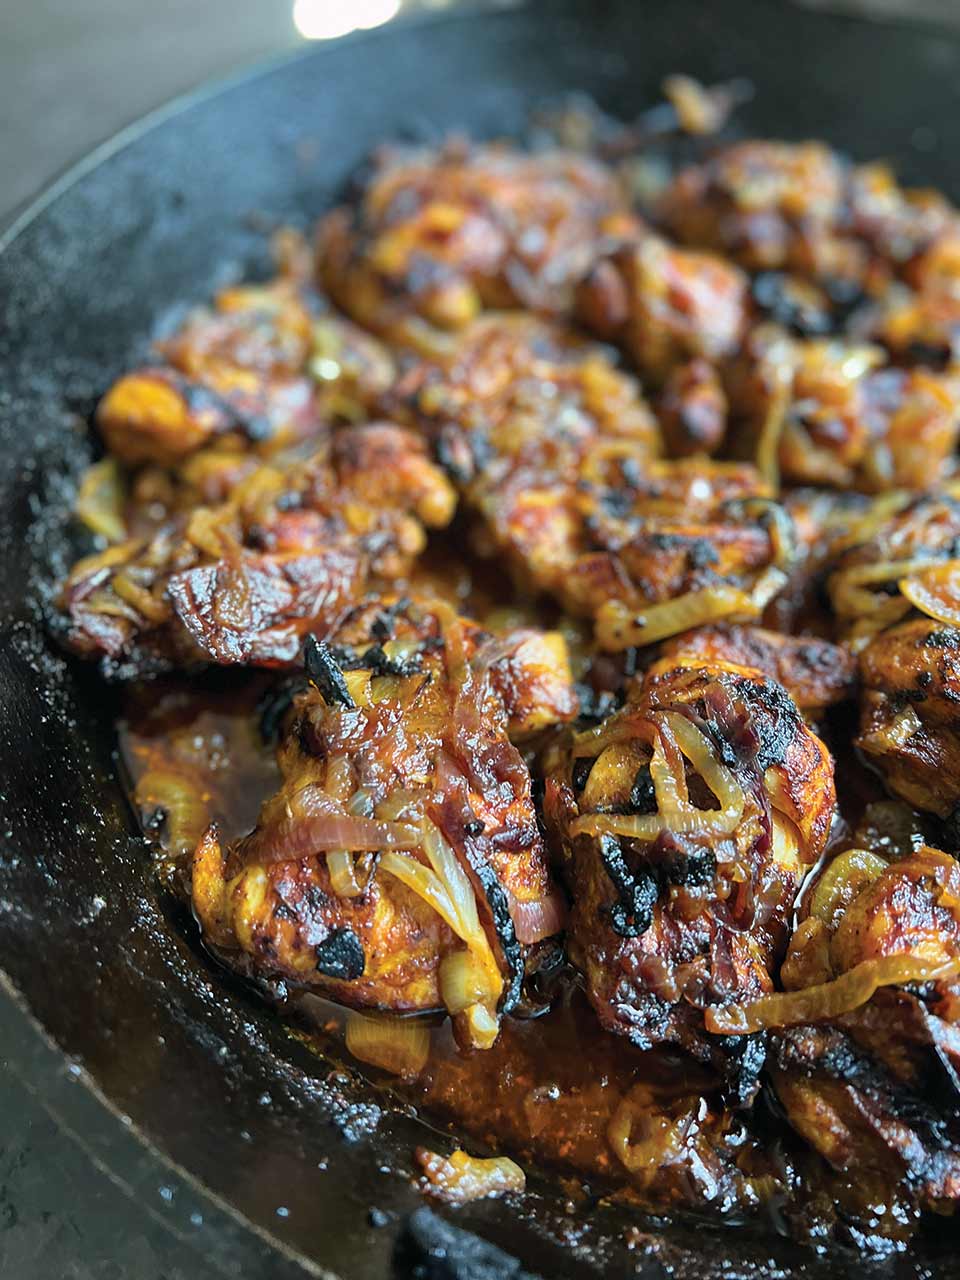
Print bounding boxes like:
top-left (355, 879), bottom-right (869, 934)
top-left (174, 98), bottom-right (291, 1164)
top-left (0, 1), bottom-right (958, 1277)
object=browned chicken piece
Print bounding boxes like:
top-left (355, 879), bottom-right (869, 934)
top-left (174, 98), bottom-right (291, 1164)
top-left (827, 491), bottom-right (960, 648)
top-left (575, 235), bottom-right (749, 384)
top-left (57, 424), bottom-right (457, 677)
top-left (657, 140), bottom-right (858, 282)
top-left (559, 455), bottom-right (795, 652)
top-left (655, 357), bottom-right (729, 457)
top-left (658, 625), bottom-right (857, 714)
top-left (543, 656), bottom-right (835, 1090)
top-left (858, 618), bottom-right (960, 819)
top-left (390, 313), bottom-right (794, 652)
top-left (866, 285), bottom-right (960, 370)
top-left (720, 843), bottom-right (960, 1215)
top-left (849, 161), bottom-right (960, 289)
top-left (770, 1011), bottom-right (960, 1218)
top-left (316, 139), bottom-right (637, 342)
top-left (97, 279), bottom-right (395, 468)
top-left (191, 597), bottom-right (575, 1050)
top-left (658, 141), bottom-right (960, 296)
top-left (761, 486), bottom-right (873, 633)
top-left (726, 325), bottom-right (960, 491)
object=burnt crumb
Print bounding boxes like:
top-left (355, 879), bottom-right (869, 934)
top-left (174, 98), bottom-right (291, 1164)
top-left (371, 613), bottom-right (393, 643)
top-left (751, 271), bottom-right (831, 337)
top-left (921, 628), bottom-right (960, 650)
top-left (598, 488), bottom-right (634, 518)
top-left (647, 532), bottom-right (687, 553)
top-left (686, 539), bottom-right (719, 570)
top-left (435, 427), bottom-right (476, 485)
top-left (315, 928), bottom-right (366, 980)
top-left (464, 819), bottom-right (485, 836)
top-left (936, 804), bottom-right (960, 853)
top-left (572, 755), bottom-right (594, 795)
top-left (304, 634), bottom-right (355, 707)
top-left (620, 454), bottom-right (645, 490)
top-left (654, 835), bottom-right (717, 888)
top-left (721, 1033), bottom-right (767, 1108)
top-left (573, 683), bottom-right (621, 725)
top-left (904, 339), bottom-right (950, 370)
top-left (258, 674), bottom-right (309, 742)
top-left (367, 596), bottom-right (412, 645)
top-left (141, 805), bottom-right (167, 837)
top-left (629, 764), bottom-right (656, 814)
top-left (917, 670), bottom-right (934, 689)
top-left (360, 643), bottom-right (423, 678)
top-left (599, 834), bottom-right (659, 938)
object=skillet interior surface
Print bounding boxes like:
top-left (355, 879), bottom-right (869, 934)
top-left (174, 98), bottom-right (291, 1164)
top-left (4, 1), bottom-right (960, 1275)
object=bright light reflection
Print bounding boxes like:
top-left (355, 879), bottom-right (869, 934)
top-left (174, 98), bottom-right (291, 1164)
top-left (293, 0), bottom-right (402, 40)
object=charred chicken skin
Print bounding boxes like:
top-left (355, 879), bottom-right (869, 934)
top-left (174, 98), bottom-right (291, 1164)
top-left (858, 619), bottom-right (960, 820)
top-left (544, 656), bottom-right (835, 1081)
top-left (191, 597), bottom-right (575, 1049)
top-left (657, 140), bottom-right (960, 296)
top-left (657, 624), bottom-right (857, 715)
top-left (575, 234), bottom-right (749, 385)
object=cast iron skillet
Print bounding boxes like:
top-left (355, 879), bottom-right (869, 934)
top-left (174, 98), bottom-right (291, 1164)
top-left (4, 1), bottom-right (960, 1275)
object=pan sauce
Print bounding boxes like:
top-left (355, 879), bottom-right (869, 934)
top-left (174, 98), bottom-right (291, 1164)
top-left (116, 568), bottom-right (936, 1253)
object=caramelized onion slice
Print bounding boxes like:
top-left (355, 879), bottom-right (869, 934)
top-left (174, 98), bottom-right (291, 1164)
top-left (808, 848), bottom-right (888, 931)
top-left (75, 458), bottom-right (127, 543)
top-left (572, 712), bottom-right (744, 843)
top-left (415, 1147), bottom-right (526, 1204)
top-left (380, 822), bottom-right (504, 1048)
top-left (596, 586), bottom-right (758, 651)
top-left (345, 1011), bottom-right (430, 1078)
top-left (705, 955), bottom-right (960, 1035)
top-left (506, 885), bottom-right (567, 944)
top-left (899, 561), bottom-right (960, 628)
top-left (327, 850), bottom-right (361, 897)
top-left (247, 812), bottom-right (421, 864)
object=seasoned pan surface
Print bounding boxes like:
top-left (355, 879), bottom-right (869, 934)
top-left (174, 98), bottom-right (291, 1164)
top-left (4, 1), bottom-right (960, 1274)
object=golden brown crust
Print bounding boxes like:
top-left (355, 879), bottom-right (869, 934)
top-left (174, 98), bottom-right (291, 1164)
top-left (544, 657), bottom-right (834, 1072)
top-left (58, 424), bottom-right (456, 675)
top-left (316, 139), bottom-right (636, 338)
top-left (191, 597), bottom-right (574, 1034)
